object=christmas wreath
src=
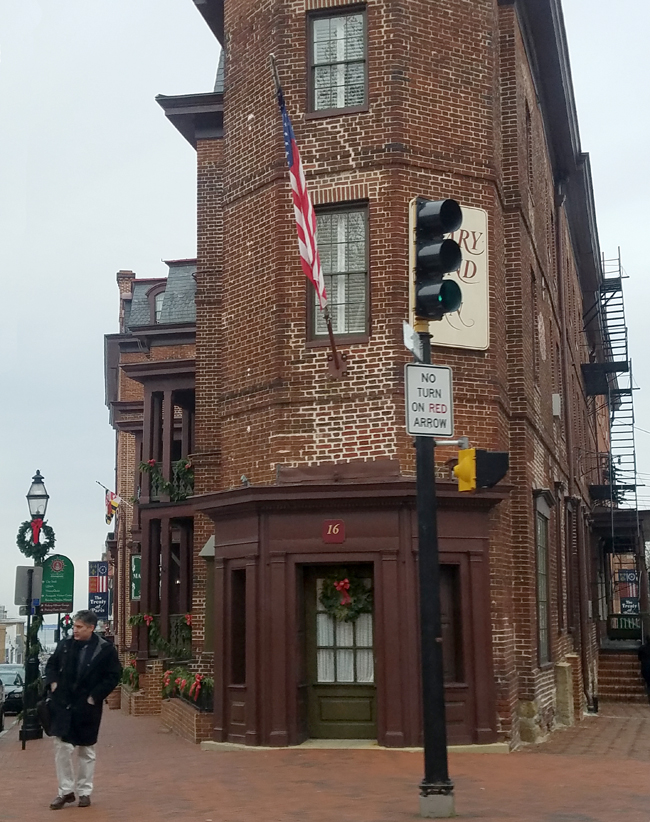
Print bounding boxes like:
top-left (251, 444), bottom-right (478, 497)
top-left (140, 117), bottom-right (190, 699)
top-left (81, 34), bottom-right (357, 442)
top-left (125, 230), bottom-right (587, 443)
top-left (319, 569), bottom-right (373, 622)
top-left (16, 519), bottom-right (56, 565)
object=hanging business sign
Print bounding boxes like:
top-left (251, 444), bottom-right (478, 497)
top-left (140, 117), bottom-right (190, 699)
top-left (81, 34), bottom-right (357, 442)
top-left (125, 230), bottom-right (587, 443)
top-left (88, 561), bottom-right (109, 618)
top-left (41, 554), bottom-right (74, 614)
top-left (620, 597), bottom-right (640, 615)
top-left (130, 554), bottom-right (141, 601)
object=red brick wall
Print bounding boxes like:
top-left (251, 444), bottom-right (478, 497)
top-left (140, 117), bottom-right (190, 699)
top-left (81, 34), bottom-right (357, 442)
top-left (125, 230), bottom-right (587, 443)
top-left (160, 698), bottom-right (214, 744)
top-left (188, 0), bottom-right (599, 743)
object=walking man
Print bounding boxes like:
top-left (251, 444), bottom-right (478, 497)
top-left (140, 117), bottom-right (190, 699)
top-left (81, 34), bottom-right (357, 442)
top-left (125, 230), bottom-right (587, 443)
top-left (45, 610), bottom-right (122, 809)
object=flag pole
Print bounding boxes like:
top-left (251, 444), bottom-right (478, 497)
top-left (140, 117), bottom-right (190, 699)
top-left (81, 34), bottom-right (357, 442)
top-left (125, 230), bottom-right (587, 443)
top-left (270, 54), bottom-right (346, 378)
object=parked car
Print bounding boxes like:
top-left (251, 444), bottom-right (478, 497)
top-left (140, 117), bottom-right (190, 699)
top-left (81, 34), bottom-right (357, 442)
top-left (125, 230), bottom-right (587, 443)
top-left (0, 677), bottom-right (4, 731)
top-left (0, 666), bottom-right (24, 716)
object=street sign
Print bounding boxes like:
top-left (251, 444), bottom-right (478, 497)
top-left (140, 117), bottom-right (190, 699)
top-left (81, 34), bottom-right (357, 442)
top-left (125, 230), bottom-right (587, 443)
top-left (403, 321), bottom-right (423, 362)
top-left (405, 364), bottom-right (453, 437)
top-left (130, 554), bottom-right (141, 601)
top-left (14, 566), bottom-right (43, 607)
top-left (41, 554), bottom-right (74, 614)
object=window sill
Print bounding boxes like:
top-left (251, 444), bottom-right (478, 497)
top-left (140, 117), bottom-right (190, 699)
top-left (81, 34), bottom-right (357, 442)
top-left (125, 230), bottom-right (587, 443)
top-left (306, 333), bottom-right (369, 348)
top-left (304, 104), bottom-right (369, 121)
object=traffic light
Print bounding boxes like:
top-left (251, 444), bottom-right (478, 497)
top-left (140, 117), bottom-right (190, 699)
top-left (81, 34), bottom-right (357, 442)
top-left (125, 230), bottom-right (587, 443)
top-left (410, 197), bottom-right (463, 321)
top-left (453, 448), bottom-right (510, 492)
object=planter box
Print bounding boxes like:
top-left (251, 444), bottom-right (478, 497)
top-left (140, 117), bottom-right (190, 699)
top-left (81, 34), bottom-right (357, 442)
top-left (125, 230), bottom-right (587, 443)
top-left (161, 697), bottom-right (214, 744)
top-left (105, 687), bottom-right (121, 710)
top-left (120, 683), bottom-right (162, 717)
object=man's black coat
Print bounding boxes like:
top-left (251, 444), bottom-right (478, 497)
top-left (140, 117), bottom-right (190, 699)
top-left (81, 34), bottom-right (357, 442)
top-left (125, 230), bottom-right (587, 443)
top-left (45, 634), bottom-right (122, 746)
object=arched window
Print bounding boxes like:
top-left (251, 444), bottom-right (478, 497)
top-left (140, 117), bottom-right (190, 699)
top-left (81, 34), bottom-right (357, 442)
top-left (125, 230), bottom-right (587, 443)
top-left (154, 291), bottom-right (165, 323)
top-left (146, 284), bottom-right (166, 325)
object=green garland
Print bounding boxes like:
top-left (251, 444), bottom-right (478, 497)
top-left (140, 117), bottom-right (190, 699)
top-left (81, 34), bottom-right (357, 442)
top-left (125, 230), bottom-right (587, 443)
top-left (129, 613), bottom-right (192, 660)
top-left (16, 520), bottom-right (55, 565)
top-left (319, 569), bottom-right (373, 622)
top-left (139, 459), bottom-right (194, 502)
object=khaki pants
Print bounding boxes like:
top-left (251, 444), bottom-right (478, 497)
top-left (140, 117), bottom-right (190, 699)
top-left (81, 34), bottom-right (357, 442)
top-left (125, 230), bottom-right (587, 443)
top-left (53, 737), bottom-right (96, 797)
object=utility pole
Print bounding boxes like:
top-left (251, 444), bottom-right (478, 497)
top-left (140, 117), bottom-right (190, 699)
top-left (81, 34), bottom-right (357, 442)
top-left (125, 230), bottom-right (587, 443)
top-left (415, 331), bottom-right (454, 818)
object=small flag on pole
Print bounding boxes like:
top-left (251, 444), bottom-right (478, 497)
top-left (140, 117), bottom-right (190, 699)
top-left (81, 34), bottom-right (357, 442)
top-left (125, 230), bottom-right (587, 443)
top-left (105, 491), bottom-right (121, 525)
top-left (273, 62), bottom-right (327, 310)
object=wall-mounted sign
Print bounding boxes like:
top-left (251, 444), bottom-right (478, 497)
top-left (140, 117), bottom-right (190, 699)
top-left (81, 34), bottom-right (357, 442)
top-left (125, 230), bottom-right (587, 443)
top-left (41, 554), bottom-right (74, 614)
top-left (617, 569), bottom-right (638, 583)
top-left (130, 554), bottom-right (141, 601)
top-left (322, 520), bottom-right (345, 544)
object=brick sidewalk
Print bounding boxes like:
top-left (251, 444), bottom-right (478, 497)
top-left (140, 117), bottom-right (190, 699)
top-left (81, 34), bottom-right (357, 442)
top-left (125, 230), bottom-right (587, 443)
top-left (2, 705), bottom-right (650, 822)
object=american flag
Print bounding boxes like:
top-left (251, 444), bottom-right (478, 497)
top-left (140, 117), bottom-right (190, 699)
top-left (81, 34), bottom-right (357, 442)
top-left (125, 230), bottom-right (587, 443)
top-left (275, 82), bottom-right (328, 310)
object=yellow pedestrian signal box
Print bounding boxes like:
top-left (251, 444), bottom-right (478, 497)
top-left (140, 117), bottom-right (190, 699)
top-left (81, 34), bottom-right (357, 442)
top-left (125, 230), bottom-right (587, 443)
top-left (454, 448), bottom-right (476, 491)
top-left (453, 448), bottom-right (509, 492)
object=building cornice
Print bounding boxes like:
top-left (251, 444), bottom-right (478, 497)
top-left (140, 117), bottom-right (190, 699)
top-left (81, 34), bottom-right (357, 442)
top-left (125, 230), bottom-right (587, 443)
top-left (156, 92), bottom-right (223, 148)
top-left (121, 358), bottom-right (196, 385)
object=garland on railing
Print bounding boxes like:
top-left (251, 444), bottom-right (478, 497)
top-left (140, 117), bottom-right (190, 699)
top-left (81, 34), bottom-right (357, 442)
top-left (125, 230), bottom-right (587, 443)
top-left (129, 613), bottom-right (192, 660)
top-left (319, 569), bottom-right (373, 622)
top-left (139, 459), bottom-right (194, 502)
top-left (16, 520), bottom-right (56, 565)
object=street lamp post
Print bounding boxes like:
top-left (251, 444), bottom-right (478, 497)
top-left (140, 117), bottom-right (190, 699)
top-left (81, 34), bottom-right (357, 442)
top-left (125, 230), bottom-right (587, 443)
top-left (20, 470), bottom-right (50, 746)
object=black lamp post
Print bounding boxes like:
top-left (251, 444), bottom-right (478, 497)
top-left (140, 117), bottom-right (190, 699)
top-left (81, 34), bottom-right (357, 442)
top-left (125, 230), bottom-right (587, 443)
top-left (20, 471), bottom-right (49, 745)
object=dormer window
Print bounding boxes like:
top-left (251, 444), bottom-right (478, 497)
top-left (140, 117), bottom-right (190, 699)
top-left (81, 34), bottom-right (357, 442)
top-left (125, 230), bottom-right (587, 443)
top-left (146, 284), bottom-right (167, 325)
top-left (154, 291), bottom-right (165, 323)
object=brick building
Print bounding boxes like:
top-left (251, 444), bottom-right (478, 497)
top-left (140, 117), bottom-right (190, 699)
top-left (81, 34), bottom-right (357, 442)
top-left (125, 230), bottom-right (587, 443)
top-left (104, 261), bottom-right (198, 656)
top-left (105, 0), bottom-right (644, 746)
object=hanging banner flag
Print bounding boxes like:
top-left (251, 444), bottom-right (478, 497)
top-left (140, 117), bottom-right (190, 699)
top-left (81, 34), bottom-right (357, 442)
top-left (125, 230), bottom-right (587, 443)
top-left (105, 491), bottom-right (121, 525)
top-left (88, 561), bottom-right (109, 617)
top-left (41, 554), bottom-right (75, 614)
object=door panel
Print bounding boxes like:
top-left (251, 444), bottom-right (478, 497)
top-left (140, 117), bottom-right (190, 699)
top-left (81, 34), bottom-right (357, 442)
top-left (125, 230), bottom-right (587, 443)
top-left (305, 566), bottom-right (377, 739)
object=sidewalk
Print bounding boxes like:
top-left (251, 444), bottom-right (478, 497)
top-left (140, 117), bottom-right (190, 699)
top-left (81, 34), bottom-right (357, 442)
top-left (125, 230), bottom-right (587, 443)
top-left (1, 703), bottom-right (650, 821)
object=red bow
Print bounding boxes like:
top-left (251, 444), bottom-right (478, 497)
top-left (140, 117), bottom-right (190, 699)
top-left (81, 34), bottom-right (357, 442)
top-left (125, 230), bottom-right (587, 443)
top-left (334, 578), bottom-right (351, 605)
top-left (31, 518), bottom-right (43, 545)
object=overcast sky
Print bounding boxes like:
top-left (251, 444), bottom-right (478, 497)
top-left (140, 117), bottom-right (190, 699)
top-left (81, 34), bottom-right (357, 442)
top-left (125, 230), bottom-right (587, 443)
top-left (0, 1), bottom-right (648, 618)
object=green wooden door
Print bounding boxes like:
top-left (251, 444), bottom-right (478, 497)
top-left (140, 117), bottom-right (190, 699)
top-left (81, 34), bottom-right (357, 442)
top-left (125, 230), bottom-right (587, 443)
top-left (305, 567), bottom-right (377, 739)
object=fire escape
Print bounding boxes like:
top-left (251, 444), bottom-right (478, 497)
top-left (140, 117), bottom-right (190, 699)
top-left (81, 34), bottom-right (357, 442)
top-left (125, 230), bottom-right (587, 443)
top-left (582, 251), bottom-right (643, 643)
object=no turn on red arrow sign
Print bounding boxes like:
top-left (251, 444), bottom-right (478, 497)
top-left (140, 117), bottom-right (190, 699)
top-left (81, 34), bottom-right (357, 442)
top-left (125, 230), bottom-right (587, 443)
top-left (405, 364), bottom-right (454, 437)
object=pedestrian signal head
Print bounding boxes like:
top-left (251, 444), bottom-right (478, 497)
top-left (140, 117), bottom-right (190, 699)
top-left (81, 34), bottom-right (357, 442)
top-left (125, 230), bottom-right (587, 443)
top-left (453, 448), bottom-right (510, 492)
top-left (454, 448), bottom-right (476, 492)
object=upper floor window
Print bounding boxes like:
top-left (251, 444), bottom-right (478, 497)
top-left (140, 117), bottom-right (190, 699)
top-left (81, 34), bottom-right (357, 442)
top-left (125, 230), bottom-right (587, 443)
top-left (309, 10), bottom-right (367, 114)
top-left (312, 206), bottom-right (368, 338)
top-left (154, 291), bottom-right (165, 323)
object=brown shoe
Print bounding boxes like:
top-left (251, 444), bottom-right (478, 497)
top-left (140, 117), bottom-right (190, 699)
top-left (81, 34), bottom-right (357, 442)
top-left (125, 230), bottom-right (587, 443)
top-left (78, 796), bottom-right (91, 808)
top-left (50, 793), bottom-right (75, 810)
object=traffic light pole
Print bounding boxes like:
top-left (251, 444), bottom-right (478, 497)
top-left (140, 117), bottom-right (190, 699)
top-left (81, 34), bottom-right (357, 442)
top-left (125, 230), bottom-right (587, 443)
top-left (415, 330), bottom-right (454, 819)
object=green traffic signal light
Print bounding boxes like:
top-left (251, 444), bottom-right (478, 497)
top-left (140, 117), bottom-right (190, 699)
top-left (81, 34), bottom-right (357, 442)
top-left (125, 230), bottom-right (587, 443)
top-left (412, 198), bottom-right (463, 321)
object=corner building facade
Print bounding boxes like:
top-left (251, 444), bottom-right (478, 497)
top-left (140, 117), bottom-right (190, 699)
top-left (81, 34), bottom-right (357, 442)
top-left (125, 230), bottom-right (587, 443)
top-left (150, 0), bottom-right (612, 747)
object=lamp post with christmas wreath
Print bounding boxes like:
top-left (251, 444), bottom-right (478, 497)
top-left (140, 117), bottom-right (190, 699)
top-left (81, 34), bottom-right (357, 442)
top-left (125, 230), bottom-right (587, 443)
top-left (16, 470), bottom-right (56, 742)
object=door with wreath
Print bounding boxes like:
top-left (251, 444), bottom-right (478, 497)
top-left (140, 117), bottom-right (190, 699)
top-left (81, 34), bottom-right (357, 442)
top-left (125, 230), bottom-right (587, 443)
top-left (304, 565), bottom-right (376, 739)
